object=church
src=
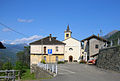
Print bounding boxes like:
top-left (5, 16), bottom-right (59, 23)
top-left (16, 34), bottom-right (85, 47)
top-left (63, 25), bottom-right (81, 62)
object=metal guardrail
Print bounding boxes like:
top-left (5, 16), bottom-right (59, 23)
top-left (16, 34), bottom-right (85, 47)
top-left (37, 63), bottom-right (57, 74)
top-left (0, 70), bottom-right (20, 81)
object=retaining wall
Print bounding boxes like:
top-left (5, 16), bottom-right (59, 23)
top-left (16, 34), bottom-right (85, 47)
top-left (97, 46), bottom-right (120, 72)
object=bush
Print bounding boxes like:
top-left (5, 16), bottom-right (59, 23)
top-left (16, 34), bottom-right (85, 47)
top-left (2, 62), bottom-right (13, 70)
top-left (57, 61), bottom-right (65, 64)
top-left (79, 60), bottom-right (87, 64)
top-left (41, 59), bottom-right (46, 64)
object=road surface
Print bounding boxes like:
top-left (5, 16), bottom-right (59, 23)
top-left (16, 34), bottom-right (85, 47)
top-left (41, 63), bottom-right (120, 81)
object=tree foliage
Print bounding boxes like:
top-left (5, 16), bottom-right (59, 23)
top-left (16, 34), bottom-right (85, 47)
top-left (16, 46), bottom-right (30, 68)
top-left (2, 61), bottom-right (12, 70)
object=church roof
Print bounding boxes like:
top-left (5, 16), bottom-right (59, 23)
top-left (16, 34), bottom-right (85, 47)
top-left (30, 34), bottom-right (65, 45)
top-left (63, 37), bottom-right (80, 42)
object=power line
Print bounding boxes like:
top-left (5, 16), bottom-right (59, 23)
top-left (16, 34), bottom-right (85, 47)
top-left (0, 22), bottom-right (29, 37)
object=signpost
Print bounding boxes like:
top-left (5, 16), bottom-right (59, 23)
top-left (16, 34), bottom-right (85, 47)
top-left (48, 49), bottom-right (52, 63)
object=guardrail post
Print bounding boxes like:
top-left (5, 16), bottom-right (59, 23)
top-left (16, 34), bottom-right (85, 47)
top-left (52, 65), bottom-right (54, 73)
top-left (47, 64), bottom-right (48, 71)
top-left (56, 64), bottom-right (57, 74)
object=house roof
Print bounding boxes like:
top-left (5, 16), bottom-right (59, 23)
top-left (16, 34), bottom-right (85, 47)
top-left (81, 34), bottom-right (110, 42)
top-left (0, 42), bottom-right (6, 49)
top-left (29, 34), bottom-right (65, 45)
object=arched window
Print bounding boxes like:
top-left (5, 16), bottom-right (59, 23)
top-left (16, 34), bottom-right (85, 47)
top-left (44, 47), bottom-right (46, 54)
top-left (69, 48), bottom-right (73, 51)
top-left (56, 46), bottom-right (58, 51)
top-left (66, 34), bottom-right (69, 37)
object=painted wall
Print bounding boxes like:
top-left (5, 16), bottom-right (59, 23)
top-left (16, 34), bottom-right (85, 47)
top-left (89, 38), bottom-right (105, 56)
top-left (63, 38), bottom-right (81, 62)
top-left (30, 45), bottom-right (65, 54)
top-left (30, 44), bottom-right (65, 65)
top-left (30, 55), bottom-right (64, 65)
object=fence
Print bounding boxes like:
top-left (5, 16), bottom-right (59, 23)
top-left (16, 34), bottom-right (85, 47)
top-left (0, 70), bottom-right (20, 81)
top-left (37, 63), bottom-right (57, 75)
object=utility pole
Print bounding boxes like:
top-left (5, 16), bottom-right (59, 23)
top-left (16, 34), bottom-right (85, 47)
top-left (99, 29), bottom-right (103, 49)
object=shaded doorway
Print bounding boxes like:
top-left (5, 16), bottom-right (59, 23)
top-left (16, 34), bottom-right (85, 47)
top-left (69, 56), bottom-right (73, 62)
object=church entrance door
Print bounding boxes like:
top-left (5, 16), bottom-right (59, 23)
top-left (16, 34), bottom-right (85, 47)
top-left (69, 56), bottom-right (73, 62)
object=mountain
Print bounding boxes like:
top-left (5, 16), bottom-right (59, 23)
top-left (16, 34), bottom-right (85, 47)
top-left (0, 43), bottom-right (28, 64)
top-left (103, 30), bottom-right (120, 46)
top-left (104, 30), bottom-right (119, 39)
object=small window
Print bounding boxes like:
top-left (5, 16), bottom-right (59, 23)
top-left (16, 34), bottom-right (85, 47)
top-left (56, 56), bottom-right (58, 61)
top-left (44, 47), bottom-right (46, 54)
top-left (66, 34), bottom-right (69, 37)
top-left (44, 56), bottom-right (46, 61)
top-left (56, 46), bottom-right (58, 51)
top-left (69, 48), bottom-right (73, 51)
top-left (95, 45), bottom-right (99, 49)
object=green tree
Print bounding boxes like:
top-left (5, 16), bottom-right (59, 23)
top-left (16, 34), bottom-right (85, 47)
top-left (14, 61), bottom-right (23, 70)
top-left (0, 60), bottom-right (3, 69)
top-left (16, 46), bottom-right (30, 68)
top-left (2, 62), bottom-right (12, 70)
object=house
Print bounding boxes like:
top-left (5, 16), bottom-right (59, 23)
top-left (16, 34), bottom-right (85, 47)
top-left (81, 35), bottom-right (109, 61)
top-left (63, 25), bottom-right (81, 62)
top-left (30, 34), bottom-right (65, 65)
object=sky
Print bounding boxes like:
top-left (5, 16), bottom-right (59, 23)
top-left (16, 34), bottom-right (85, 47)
top-left (0, 0), bottom-right (120, 44)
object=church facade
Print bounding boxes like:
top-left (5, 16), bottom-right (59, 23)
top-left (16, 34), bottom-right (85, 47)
top-left (63, 25), bottom-right (81, 62)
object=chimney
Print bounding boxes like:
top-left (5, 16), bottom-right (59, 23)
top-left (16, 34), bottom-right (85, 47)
top-left (49, 34), bottom-right (52, 41)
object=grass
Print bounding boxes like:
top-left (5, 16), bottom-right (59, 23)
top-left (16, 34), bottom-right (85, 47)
top-left (21, 69), bottom-right (36, 80)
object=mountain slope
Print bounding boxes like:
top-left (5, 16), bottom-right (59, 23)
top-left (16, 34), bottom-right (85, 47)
top-left (104, 30), bottom-right (119, 39)
top-left (0, 43), bottom-right (28, 63)
top-left (107, 31), bottom-right (120, 46)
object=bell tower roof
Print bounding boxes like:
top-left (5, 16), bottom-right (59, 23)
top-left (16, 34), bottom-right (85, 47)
top-left (66, 24), bottom-right (70, 32)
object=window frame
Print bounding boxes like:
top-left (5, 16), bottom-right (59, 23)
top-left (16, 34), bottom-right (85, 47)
top-left (95, 44), bottom-right (99, 49)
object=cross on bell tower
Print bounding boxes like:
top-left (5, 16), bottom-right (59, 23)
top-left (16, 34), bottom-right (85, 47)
top-left (64, 24), bottom-right (72, 40)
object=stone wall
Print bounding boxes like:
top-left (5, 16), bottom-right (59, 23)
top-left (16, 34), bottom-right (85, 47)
top-left (97, 46), bottom-right (120, 72)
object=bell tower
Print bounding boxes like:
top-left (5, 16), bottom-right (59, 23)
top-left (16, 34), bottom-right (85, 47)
top-left (64, 25), bottom-right (72, 40)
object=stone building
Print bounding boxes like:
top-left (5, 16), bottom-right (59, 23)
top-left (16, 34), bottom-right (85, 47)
top-left (81, 35), bottom-right (109, 61)
top-left (30, 34), bottom-right (65, 65)
top-left (63, 25), bottom-right (81, 62)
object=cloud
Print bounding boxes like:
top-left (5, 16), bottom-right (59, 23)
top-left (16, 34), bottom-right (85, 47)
top-left (2, 28), bottom-right (11, 32)
top-left (17, 18), bottom-right (34, 23)
top-left (1, 40), bottom-right (12, 43)
top-left (10, 35), bottom-right (43, 44)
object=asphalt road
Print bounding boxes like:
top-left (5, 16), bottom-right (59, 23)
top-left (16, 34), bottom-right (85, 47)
top-left (41, 63), bottom-right (120, 81)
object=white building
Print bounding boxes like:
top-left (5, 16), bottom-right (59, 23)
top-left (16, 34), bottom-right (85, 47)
top-left (63, 25), bottom-right (81, 62)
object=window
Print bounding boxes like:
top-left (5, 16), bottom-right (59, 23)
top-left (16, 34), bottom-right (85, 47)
top-left (44, 47), bottom-right (46, 54)
top-left (82, 52), bottom-right (84, 54)
top-left (69, 48), bottom-right (73, 51)
top-left (44, 56), bottom-right (46, 61)
top-left (95, 44), bottom-right (99, 49)
top-left (56, 56), bottom-right (58, 61)
top-left (56, 46), bottom-right (58, 51)
top-left (66, 34), bottom-right (69, 37)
